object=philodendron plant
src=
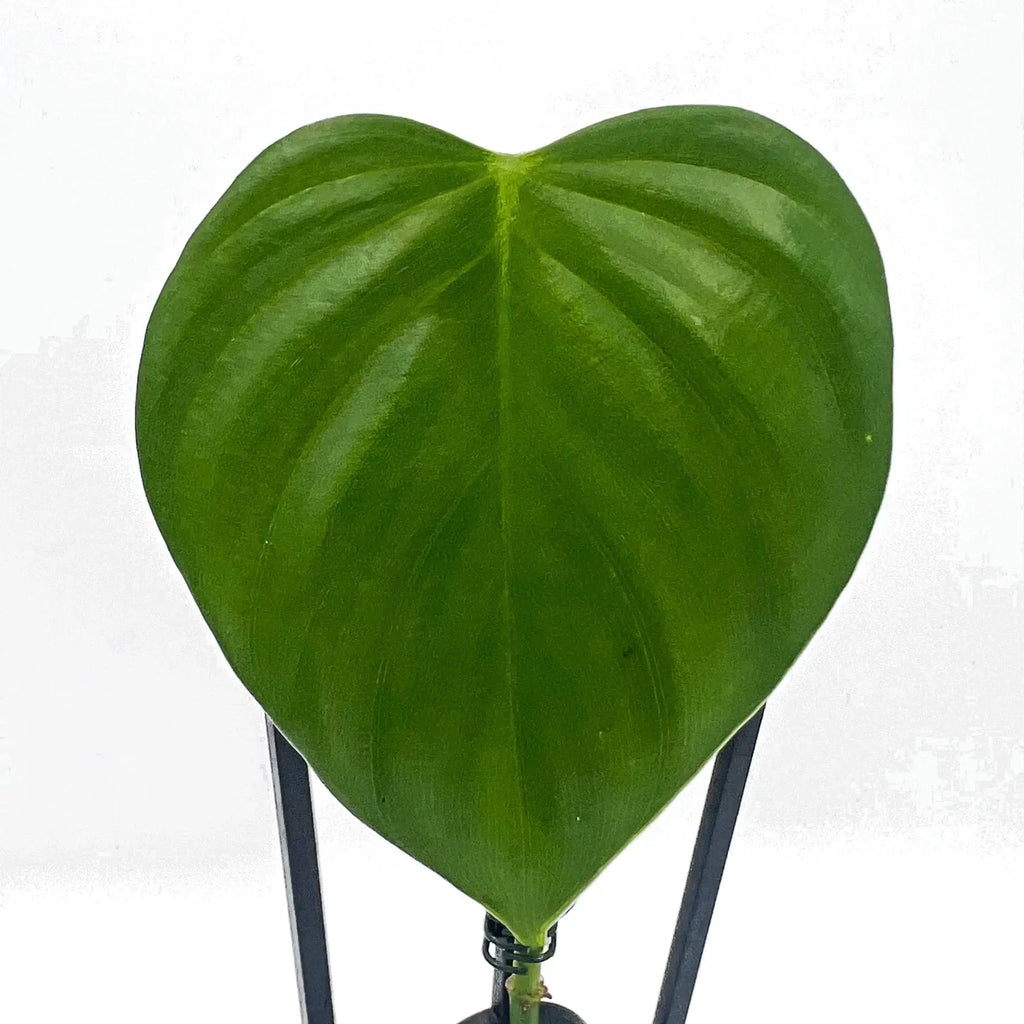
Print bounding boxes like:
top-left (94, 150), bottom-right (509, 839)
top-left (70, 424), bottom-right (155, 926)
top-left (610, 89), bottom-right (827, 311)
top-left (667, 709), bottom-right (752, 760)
top-left (136, 105), bottom-right (891, 1021)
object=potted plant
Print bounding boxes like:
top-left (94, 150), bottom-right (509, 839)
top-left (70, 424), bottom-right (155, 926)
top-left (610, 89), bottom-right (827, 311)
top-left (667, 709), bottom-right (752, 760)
top-left (135, 104), bottom-right (891, 1022)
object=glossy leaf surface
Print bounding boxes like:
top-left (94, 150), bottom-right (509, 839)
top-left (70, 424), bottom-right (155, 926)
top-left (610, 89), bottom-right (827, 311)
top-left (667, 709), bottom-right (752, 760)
top-left (136, 106), bottom-right (892, 943)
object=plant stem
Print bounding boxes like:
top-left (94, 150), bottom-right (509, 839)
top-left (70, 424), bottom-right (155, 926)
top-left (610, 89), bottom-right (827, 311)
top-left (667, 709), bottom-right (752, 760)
top-left (506, 952), bottom-right (547, 1024)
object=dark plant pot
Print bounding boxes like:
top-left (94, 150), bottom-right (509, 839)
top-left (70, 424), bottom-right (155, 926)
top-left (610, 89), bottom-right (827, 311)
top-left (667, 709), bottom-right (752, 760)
top-left (456, 1004), bottom-right (588, 1024)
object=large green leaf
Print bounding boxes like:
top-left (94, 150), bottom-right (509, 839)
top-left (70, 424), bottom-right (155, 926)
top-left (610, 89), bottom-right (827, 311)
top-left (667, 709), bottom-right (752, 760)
top-left (136, 106), bottom-right (891, 944)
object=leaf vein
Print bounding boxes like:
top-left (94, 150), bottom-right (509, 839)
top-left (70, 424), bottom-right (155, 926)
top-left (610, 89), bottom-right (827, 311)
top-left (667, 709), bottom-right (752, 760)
top-left (525, 174), bottom-right (851, 427)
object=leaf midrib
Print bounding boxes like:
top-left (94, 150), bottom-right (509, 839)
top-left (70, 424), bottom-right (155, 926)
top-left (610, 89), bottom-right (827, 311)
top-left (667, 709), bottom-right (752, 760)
top-left (490, 154), bottom-right (528, 903)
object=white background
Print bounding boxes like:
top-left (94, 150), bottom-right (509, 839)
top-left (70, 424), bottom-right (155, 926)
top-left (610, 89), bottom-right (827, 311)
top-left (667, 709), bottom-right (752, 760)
top-left (1, 2), bottom-right (1022, 1022)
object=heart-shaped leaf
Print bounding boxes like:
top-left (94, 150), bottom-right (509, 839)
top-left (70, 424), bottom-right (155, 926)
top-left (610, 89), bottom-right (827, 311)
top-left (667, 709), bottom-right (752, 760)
top-left (136, 106), bottom-right (891, 944)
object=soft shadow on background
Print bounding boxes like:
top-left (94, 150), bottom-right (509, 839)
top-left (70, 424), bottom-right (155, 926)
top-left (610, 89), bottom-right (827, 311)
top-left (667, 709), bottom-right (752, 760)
top-left (1, 3), bottom-right (1021, 1022)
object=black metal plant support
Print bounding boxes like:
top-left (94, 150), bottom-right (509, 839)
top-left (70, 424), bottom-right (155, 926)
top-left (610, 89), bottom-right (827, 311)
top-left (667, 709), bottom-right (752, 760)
top-left (265, 718), bottom-right (335, 1024)
top-left (264, 706), bottom-right (765, 1024)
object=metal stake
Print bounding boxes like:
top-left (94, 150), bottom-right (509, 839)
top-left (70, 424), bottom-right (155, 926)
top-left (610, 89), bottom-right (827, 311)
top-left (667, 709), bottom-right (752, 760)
top-left (265, 716), bottom-right (336, 1024)
top-left (265, 705), bottom-right (764, 1024)
top-left (652, 706), bottom-right (765, 1024)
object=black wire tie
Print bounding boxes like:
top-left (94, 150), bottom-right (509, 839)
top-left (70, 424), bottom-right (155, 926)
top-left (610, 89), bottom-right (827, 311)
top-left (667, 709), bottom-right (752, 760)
top-left (481, 914), bottom-right (558, 975)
